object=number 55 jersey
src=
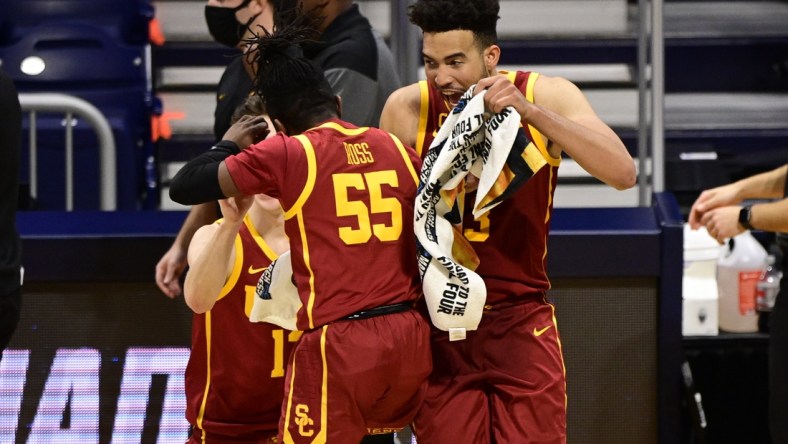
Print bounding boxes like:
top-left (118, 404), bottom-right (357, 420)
top-left (224, 118), bottom-right (424, 330)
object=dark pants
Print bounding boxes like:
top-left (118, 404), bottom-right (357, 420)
top-left (0, 287), bottom-right (21, 358)
top-left (770, 258), bottom-right (788, 444)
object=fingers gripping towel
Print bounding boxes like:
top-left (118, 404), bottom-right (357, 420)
top-left (249, 250), bottom-right (301, 331)
top-left (414, 85), bottom-right (546, 340)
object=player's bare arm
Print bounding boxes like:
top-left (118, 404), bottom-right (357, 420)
top-left (184, 223), bottom-right (236, 313)
top-left (476, 73), bottom-right (636, 190)
top-left (532, 75), bottom-right (635, 190)
top-left (380, 83), bottom-right (422, 147)
top-left (183, 195), bottom-right (253, 313)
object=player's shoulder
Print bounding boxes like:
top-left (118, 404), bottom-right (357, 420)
top-left (530, 73), bottom-right (583, 108)
top-left (531, 73), bottom-right (580, 95)
top-left (384, 83), bottom-right (422, 113)
top-left (380, 83), bottom-right (421, 146)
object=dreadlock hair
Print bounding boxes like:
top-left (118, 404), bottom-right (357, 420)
top-left (408, 0), bottom-right (499, 49)
top-left (246, 11), bottom-right (336, 134)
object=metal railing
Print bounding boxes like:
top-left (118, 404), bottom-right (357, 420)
top-left (638, 0), bottom-right (665, 206)
top-left (18, 93), bottom-right (117, 211)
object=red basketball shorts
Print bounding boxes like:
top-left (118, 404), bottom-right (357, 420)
top-left (413, 295), bottom-right (567, 444)
top-left (279, 309), bottom-right (432, 444)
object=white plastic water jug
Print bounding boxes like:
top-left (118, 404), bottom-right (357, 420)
top-left (717, 231), bottom-right (767, 332)
top-left (682, 224), bottom-right (722, 335)
top-left (684, 224), bottom-right (722, 298)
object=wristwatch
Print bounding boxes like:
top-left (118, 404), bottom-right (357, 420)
top-left (738, 205), bottom-right (754, 230)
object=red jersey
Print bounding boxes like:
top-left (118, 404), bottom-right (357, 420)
top-left (185, 216), bottom-right (298, 442)
top-left (225, 118), bottom-right (423, 330)
top-left (416, 71), bottom-right (561, 304)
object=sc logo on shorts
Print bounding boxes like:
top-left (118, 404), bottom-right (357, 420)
top-left (295, 404), bottom-right (315, 437)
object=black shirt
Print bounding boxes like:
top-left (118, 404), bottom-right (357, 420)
top-left (303, 4), bottom-right (400, 127)
top-left (213, 56), bottom-right (253, 142)
top-left (213, 5), bottom-right (400, 134)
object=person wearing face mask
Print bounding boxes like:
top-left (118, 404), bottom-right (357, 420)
top-left (156, 0), bottom-right (401, 301)
top-left (169, 21), bottom-right (429, 443)
top-left (204, 0), bottom-right (266, 48)
top-left (158, 3), bottom-right (400, 443)
top-left (156, 0), bottom-right (276, 300)
top-left (205, 0), bottom-right (287, 139)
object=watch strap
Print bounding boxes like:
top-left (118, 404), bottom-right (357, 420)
top-left (739, 205), bottom-right (754, 230)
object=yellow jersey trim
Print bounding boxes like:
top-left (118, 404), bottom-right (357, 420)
top-left (297, 212), bottom-right (317, 329)
top-left (284, 135), bottom-right (317, 220)
top-left (315, 325), bottom-right (329, 443)
top-left (416, 81), bottom-right (430, 157)
top-left (195, 311), bottom-right (212, 442)
top-left (316, 120), bottom-right (369, 136)
top-left (390, 134), bottom-right (419, 185)
top-left (245, 215), bottom-right (279, 262)
top-left (282, 347), bottom-right (298, 444)
top-left (524, 72), bottom-right (561, 167)
top-left (549, 300), bottom-right (568, 410)
top-left (543, 165), bottom-right (556, 291)
top-left (217, 225), bottom-right (243, 301)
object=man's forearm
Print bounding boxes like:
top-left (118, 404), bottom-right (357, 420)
top-left (169, 141), bottom-right (239, 205)
top-left (737, 164), bottom-right (788, 200)
top-left (750, 198), bottom-right (788, 233)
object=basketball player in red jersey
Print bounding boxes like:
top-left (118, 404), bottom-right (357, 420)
top-left (169, 22), bottom-right (431, 444)
top-left (182, 97), bottom-right (298, 444)
top-left (379, 0), bottom-right (636, 442)
top-left (184, 192), bottom-right (296, 444)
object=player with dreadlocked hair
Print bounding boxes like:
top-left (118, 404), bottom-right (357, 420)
top-left (246, 13), bottom-right (339, 134)
top-left (170, 17), bottom-right (432, 444)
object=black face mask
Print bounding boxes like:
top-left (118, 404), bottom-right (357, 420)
top-left (205, 0), bottom-right (259, 48)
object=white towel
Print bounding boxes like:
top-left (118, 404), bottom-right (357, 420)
top-left (414, 85), bottom-right (546, 340)
top-left (249, 250), bottom-right (301, 331)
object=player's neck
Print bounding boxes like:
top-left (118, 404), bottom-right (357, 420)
top-left (249, 204), bottom-right (287, 254)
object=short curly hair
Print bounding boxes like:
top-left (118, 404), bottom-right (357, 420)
top-left (230, 94), bottom-right (266, 124)
top-left (408, 0), bottom-right (500, 48)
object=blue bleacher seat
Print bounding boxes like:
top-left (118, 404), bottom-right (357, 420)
top-left (0, 22), bottom-right (155, 210)
top-left (0, 0), bottom-right (154, 46)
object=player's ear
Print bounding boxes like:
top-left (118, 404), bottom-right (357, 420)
top-left (334, 95), bottom-right (342, 118)
top-left (484, 45), bottom-right (500, 74)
